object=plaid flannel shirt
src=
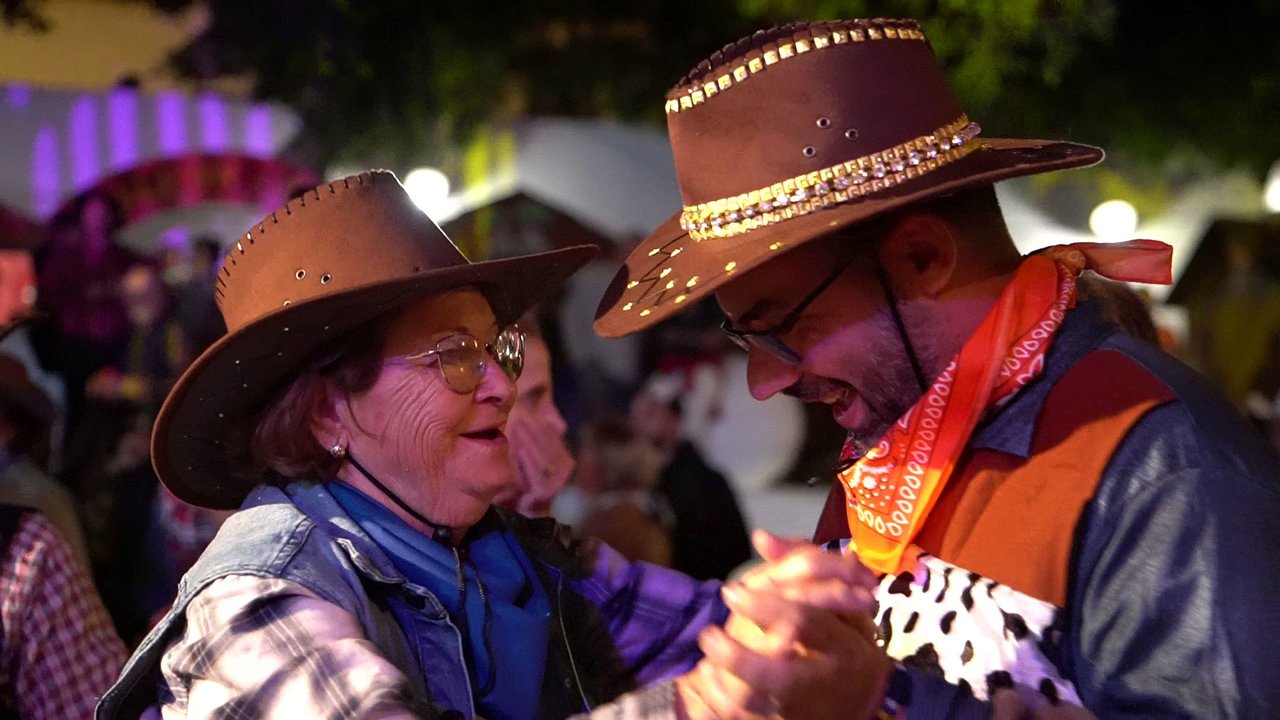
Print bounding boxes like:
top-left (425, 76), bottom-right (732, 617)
top-left (156, 546), bottom-right (712, 719)
top-left (0, 511), bottom-right (127, 719)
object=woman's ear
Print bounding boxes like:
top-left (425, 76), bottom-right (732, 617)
top-left (308, 376), bottom-right (346, 449)
top-left (876, 212), bottom-right (959, 300)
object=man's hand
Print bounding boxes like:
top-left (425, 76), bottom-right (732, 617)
top-left (676, 531), bottom-right (890, 719)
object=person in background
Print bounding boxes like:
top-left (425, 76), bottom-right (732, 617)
top-left (574, 416), bottom-right (672, 566)
top-left (0, 503), bottom-right (126, 718)
top-left (0, 353), bottom-right (88, 565)
top-left (72, 262), bottom-right (188, 641)
top-left (492, 316), bottom-right (575, 518)
top-left (33, 193), bottom-right (139, 436)
top-left (99, 171), bottom-right (889, 720)
top-left (630, 373), bottom-right (752, 581)
top-left (1076, 273), bottom-right (1159, 345)
top-left (593, 18), bottom-right (1280, 716)
top-left (174, 237), bottom-right (226, 358)
top-left (85, 262), bottom-right (186, 412)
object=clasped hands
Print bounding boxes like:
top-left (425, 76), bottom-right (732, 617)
top-left (676, 531), bottom-right (891, 720)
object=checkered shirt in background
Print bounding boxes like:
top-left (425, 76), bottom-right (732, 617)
top-left (0, 512), bottom-right (127, 719)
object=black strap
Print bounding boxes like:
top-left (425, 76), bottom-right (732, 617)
top-left (874, 262), bottom-right (929, 392)
top-left (345, 452), bottom-right (454, 544)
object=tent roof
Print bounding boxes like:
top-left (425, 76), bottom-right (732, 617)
top-left (441, 118), bottom-right (681, 245)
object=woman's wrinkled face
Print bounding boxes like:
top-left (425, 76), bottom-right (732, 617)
top-left (335, 288), bottom-right (516, 530)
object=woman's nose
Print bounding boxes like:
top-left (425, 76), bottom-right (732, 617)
top-left (476, 358), bottom-right (516, 408)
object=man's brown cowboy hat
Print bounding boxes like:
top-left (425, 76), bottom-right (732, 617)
top-left (154, 170), bottom-right (596, 509)
top-left (594, 18), bottom-right (1102, 337)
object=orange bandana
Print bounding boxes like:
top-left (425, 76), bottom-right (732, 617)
top-left (840, 240), bottom-right (1173, 574)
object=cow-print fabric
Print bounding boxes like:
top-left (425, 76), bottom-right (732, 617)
top-left (830, 543), bottom-right (1081, 705)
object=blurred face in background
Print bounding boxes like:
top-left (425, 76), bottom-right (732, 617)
top-left (79, 196), bottom-right (120, 256)
top-left (509, 336), bottom-right (567, 443)
top-left (494, 334), bottom-right (574, 516)
top-left (121, 265), bottom-right (167, 327)
top-left (628, 390), bottom-right (681, 455)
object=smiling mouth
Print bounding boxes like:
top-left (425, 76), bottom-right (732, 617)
top-left (461, 428), bottom-right (505, 441)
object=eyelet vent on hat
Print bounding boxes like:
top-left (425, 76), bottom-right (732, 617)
top-left (816, 117), bottom-right (831, 128)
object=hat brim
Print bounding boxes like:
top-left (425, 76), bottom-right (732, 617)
top-left (595, 138), bottom-right (1101, 337)
top-left (155, 245), bottom-right (596, 509)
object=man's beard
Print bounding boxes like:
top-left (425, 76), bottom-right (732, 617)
top-left (787, 301), bottom-right (943, 455)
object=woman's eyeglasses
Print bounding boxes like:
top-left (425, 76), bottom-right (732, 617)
top-left (387, 325), bottom-right (525, 394)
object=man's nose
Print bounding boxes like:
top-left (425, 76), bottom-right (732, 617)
top-left (746, 347), bottom-right (802, 401)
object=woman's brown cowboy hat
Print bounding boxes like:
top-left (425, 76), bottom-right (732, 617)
top-left (154, 170), bottom-right (596, 509)
top-left (594, 18), bottom-right (1103, 337)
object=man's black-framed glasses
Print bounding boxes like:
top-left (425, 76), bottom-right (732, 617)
top-left (720, 255), bottom-right (859, 364)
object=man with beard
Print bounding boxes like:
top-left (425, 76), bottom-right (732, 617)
top-left (594, 18), bottom-right (1280, 717)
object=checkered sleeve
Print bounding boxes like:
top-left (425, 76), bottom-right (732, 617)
top-left (571, 679), bottom-right (679, 720)
top-left (159, 575), bottom-right (425, 720)
top-left (0, 511), bottom-right (127, 720)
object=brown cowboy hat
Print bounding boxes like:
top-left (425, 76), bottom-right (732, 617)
top-left (153, 170), bottom-right (596, 509)
top-left (594, 19), bottom-right (1103, 337)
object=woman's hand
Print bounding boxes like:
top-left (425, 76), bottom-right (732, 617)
top-left (676, 531), bottom-right (890, 719)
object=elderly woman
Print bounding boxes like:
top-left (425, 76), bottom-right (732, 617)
top-left (97, 172), bottom-right (887, 720)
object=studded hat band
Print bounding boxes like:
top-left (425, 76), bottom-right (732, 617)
top-left (664, 19), bottom-right (927, 115)
top-left (680, 116), bottom-right (981, 242)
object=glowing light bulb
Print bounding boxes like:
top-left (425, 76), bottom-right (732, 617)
top-left (1089, 199), bottom-right (1138, 242)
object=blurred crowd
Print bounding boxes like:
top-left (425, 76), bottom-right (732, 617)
top-left (0, 188), bottom-right (764, 659)
top-left (0, 177), bottom-right (1277, 715)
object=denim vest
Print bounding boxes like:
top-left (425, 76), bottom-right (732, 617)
top-left (97, 482), bottom-right (630, 719)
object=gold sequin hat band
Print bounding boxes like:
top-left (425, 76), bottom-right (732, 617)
top-left (153, 170), bottom-right (596, 509)
top-left (594, 19), bottom-right (1102, 337)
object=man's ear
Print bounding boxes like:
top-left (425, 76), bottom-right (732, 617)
top-left (876, 212), bottom-right (958, 300)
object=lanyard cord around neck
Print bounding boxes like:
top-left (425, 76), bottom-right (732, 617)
top-left (873, 261), bottom-right (929, 393)
top-left (345, 451), bottom-right (454, 544)
top-left (343, 451), bottom-right (498, 695)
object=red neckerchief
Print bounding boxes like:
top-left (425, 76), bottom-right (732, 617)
top-left (839, 240), bottom-right (1173, 574)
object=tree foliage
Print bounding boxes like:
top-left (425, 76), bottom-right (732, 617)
top-left (5, 0), bottom-right (1279, 187)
